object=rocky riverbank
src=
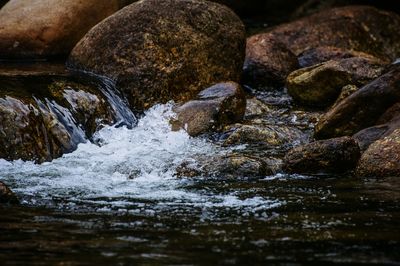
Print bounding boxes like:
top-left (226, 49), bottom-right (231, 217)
top-left (1, 0), bottom-right (400, 191)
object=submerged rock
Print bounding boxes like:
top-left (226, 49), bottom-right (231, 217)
top-left (223, 124), bottom-right (306, 150)
top-left (171, 82), bottom-right (246, 136)
top-left (175, 154), bottom-right (274, 179)
top-left (0, 0), bottom-right (122, 59)
top-left (68, 0), bottom-right (245, 111)
top-left (283, 136), bottom-right (360, 174)
top-left (244, 6), bottom-right (400, 87)
top-left (0, 181), bottom-right (19, 204)
top-left (0, 67), bottom-right (116, 162)
top-left (357, 129), bottom-right (400, 177)
top-left (315, 65), bottom-right (400, 139)
top-left (287, 57), bottom-right (385, 107)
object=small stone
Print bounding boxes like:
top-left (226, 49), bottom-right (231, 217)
top-left (171, 82), bottom-right (246, 136)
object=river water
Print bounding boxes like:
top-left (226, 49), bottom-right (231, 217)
top-left (0, 87), bottom-right (400, 264)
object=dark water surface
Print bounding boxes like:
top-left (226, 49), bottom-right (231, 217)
top-left (1, 175), bottom-right (399, 265)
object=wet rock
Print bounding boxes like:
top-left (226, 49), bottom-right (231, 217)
top-left (171, 82), bottom-right (246, 136)
top-left (353, 115), bottom-right (400, 152)
top-left (332, 84), bottom-right (359, 108)
top-left (271, 6), bottom-right (400, 60)
top-left (68, 0), bottom-right (245, 111)
top-left (292, 0), bottom-right (400, 20)
top-left (0, 69), bottom-right (115, 162)
top-left (223, 124), bottom-right (306, 149)
top-left (377, 102), bottom-right (400, 124)
top-left (175, 154), bottom-right (273, 179)
top-left (244, 97), bottom-right (272, 118)
top-left (353, 125), bottom-right (391, 153)
top-left (0, 181), bottom-right (19, 204)
top-left (243, 35), bottom-right (299, 88)
top-left (356, 129), bottom-right (400, 177)
top-left (245, 6), bottom-right (400, 87)
top-left (0, 0), bottom-right (122, 59)
top-left (283, 136), bottom-right (360, 174)
top-left (298, 46), bottom-right (385, 68)
top-left (315, 65), bottom-right (400, 139)
top-left (287, 57), bottom-right (386, 107)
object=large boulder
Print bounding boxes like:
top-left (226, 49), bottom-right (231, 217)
top-left (244, 6), bottom-right (400, 87)
top-left (283, 136), bottom-right (360, 174)
top-left (356, 129), bottom-right (400, 177)
top-left (171, 82), bottom-right (246, 136)
top-left (315, 65), bottom-right (400, 139)
top-left (0, 0), bottom-right (122, 59)
top-left (0, 65), bottom-right (117, 162)
top-left (286, 57), bottom-right (386, 107)
top-left (68, 0), bottom-right (246, 111)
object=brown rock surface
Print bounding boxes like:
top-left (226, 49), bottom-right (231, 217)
top-left (357, 129), bottom-right (400, 177)
top-left (68, 0), bottom-right (245, 111)
top-left (287, 57), bottom-right (385, 107)
top-left (0, 0), bottom-right (121, 59)
top-left (244, 6), bottom-right (400, 87)
top-left (315, 65), bottom-right (400, 139)
top-left (283, 136), bottom-right (360, 174)
top-left (171, 82), bottom-right (246, 136)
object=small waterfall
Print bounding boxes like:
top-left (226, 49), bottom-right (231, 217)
top-left (86, 72), bottom-right (137, 129)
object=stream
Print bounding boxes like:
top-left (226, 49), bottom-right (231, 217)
top-left (0, 82), bottom-right (399, 265)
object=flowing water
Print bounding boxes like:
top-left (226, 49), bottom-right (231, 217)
top-left (1, 84), bottom-right (400, 264)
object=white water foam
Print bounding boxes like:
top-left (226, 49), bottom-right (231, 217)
top-left (0, 103), bottom-right (282, 216)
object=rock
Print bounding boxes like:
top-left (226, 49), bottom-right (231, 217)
top-left (175, 154), bottom-right (273, 179)
top-left (0, 0), bottom-right (122, 59)
top-left (243, 35), bottom-right (299, 88)
top-left (332, 84), bottom-right (359, 108)
top-left (377, 102), bottom-right (400, 124)
top-left (298, 46), bottom-right (385, 68)
top-left (353, 124), bottom-right (391, 153)
top-left (244, 6), bottom-right (400, 87)
top-left (356, 129), bottom-right (400, 177)
top-left (292, 0), bottom-right (400, 20)
top-left (0, 0), bottom-right (8, 8)
top-left (223, 124), bottom-right (307, 150)
top-left (283, 136), bottom-right (360, 174)
top-left (353, 114), bottom-right (400, 152)
top-left (68, 0), bottom-right (245, 111)
top-left (0, 181), bottom-right (19, 204)
top-left (171, 82), bottom-right (246, 136)
top-left (244, 97), bottom-right (272, 118)
top-left (287, 57), bottom-right (386, 107)
top-left (0, 67), bottom-right (116, 162)
top-left (315, 65), bottom-right (400, 139)
top-left (271, 6), bottom-right (400, 59)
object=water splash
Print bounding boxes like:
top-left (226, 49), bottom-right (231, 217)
top-left (0, 104), bottom-right (282, 217)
